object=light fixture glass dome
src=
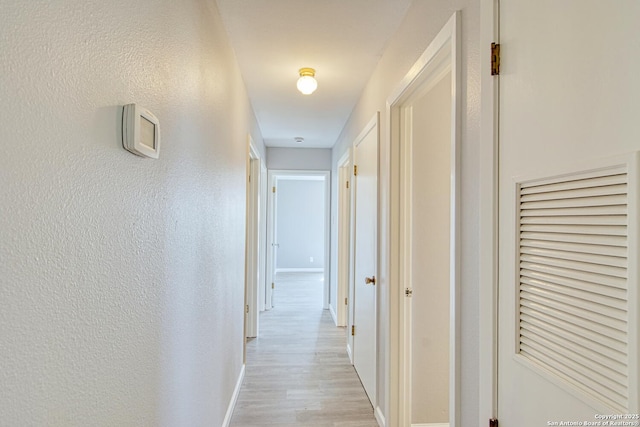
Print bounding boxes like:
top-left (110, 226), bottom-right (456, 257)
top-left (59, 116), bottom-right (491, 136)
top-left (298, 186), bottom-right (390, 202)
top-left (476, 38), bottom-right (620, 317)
top-left (297, 68), bottom-right (317, 95)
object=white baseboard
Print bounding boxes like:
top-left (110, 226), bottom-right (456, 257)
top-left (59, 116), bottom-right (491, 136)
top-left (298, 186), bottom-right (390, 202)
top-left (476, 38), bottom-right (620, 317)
top-left (275, 268), bottom-right (324, 273)
top-left (221, 364), bottom-right (245, 427)
top-left (329, 304), bottom-right (338, 325)
top-left (346, 343), bottom-right (353, 364)
top-left (412, 424), bottom-right (449, 427)
top-left (375, 406), bottom-right (386, 427)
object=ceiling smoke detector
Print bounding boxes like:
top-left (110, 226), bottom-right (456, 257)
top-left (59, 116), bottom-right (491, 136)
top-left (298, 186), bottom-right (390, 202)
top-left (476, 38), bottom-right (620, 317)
top-left (294, 137), bottom-right (304, 144)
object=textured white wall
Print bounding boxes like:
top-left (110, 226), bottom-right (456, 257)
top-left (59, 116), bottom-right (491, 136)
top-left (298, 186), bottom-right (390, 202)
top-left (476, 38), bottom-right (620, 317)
top-left (0, 1), bottom-right (263, 426)
top-left (330, 0), bottom-right (480, 423)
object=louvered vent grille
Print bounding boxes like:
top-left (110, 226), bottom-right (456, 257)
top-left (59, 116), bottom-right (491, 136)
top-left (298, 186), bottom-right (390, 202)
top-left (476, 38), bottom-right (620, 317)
top-left (517, 167), bottom-right (629, 412)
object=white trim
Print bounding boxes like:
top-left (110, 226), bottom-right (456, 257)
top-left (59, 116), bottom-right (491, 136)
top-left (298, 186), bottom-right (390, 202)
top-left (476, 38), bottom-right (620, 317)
top-left (386, 11), bottom-right (461, 427)
top-left (346, 149), bottom-right (356, 360)
top-left (258, 161), bottom-right (268, 313)
top-left (411, 424), bottom-right (449, 427)
top-left (329, 303), bottom-right (338, 325)
top-left (400, 98), bottom-right (413, 427)
top-left (336, 151), bottom-right (352, 327)
top-left (375, 405), bottom-right (386, 427)
top-left (479, 0), bottom-right (499, 425)
top-left (275, 268), bottom-right (324, 273)
top-left (221, 364), bottom-right (245, 427)
top-left (245, 137), bottom-right (261, 339)
top-left (266, 171), bottom-right (276, 310)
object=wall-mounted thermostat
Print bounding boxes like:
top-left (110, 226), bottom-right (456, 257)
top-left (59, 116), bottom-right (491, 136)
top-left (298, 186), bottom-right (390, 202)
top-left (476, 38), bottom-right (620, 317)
top-left (122, 103), bottom-right (160, 158)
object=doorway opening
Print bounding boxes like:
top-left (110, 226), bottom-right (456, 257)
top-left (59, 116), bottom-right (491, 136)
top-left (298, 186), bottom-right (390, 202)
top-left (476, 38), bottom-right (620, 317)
top-left (244, 137), bottom-right (265, 342)
top-left (388, 12), bottom-right (461, 427)
top-left (265, 170), bottom-right (331, 311)
top-left (333, 152), bottom-right (351, 329)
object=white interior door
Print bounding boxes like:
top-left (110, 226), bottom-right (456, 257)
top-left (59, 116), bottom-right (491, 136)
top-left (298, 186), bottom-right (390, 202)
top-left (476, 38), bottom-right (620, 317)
top-left (353, 116), bottom-right (379, 406)
top-left (498, 1), bottom-right (640, 424)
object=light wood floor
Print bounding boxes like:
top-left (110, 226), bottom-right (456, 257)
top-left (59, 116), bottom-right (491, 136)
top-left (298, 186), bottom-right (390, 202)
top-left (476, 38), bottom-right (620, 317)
top-left (230, 272), bottom-right (378, 427)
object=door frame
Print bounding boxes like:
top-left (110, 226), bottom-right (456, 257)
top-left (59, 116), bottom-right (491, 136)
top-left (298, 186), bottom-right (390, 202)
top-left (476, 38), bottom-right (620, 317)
top-left (479, 0), bottom-right (499, 425)
top-left (258, 161), bottom-right (268, 313)
top-left (387, 11), bottom-right (461, 427)
top-left (244, 137), bottom-right (263, 339)
top-left (266, 170), bottom-right (331, 309)
top-left (334, 150), bottom-right (352, 327)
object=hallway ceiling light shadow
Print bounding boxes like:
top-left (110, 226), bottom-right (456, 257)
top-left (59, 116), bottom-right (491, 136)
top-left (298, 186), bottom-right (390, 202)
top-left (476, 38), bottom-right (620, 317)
top-left (297, 68), bottom-right (317, 95)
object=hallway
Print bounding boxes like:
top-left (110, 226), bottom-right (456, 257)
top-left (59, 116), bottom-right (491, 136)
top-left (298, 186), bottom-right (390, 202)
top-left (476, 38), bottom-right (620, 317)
top-left (230, 273), bottom-right (378, 427)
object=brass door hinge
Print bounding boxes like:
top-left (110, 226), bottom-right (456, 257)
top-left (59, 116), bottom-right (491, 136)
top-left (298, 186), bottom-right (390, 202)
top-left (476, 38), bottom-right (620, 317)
top-left (489, 419), bottom-right (498, 427)
top-left (353, 165), bottom-right (358, 176)
top-left (246, 304), bottom-right (249, 314)
top-left (346, 180), bottom-right (350, 189)
top-left (405, 288), bottom-right (413, 297)
top-left (491, 43), bottom-right (500, 76)
top-left (248, 174), bottom-right (251, 182)
top-left (272, 186), bottom-right (276, 193)
top-left (271, 282), bottom-right (275, 289)
top-left (345, 297), bottom-right (348, 305)
top-left (351, 325), bottom-right (355, 336)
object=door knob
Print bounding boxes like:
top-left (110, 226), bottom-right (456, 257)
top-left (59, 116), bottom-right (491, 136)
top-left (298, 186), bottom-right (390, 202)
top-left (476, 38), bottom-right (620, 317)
top-left (365, 276), bottom-right (376, 285)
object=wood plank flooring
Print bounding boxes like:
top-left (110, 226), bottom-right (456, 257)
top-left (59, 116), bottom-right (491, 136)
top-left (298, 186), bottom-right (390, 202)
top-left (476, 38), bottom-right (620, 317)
top-left (230, 272), bottom-right (378, 427)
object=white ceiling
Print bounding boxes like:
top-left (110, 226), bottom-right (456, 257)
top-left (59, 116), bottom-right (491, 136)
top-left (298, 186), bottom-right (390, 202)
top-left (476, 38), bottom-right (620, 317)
top-left (216, 0), bottom-right (412, 149)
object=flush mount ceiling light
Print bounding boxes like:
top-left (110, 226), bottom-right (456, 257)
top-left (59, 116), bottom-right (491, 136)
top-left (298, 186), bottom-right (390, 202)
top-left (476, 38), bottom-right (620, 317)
top-left (296, 68), bottom-right (317, 95)
top-left (294, 137), bottom-right (304, 144)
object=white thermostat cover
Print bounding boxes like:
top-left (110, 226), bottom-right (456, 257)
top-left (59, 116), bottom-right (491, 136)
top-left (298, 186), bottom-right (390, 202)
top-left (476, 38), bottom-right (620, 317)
top-left (122, 103), bottom-right (160, 158)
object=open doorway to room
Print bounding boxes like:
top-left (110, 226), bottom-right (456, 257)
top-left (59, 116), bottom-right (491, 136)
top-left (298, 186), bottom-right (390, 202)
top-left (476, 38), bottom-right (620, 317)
top-left (334, 152), bottom-right (351, 329)
top-left (388, 12), bottom-right (461, 427)
top-left (244, 137), bottom-right (265, 342)
top-left (265, 170), bottom-right (331, 311)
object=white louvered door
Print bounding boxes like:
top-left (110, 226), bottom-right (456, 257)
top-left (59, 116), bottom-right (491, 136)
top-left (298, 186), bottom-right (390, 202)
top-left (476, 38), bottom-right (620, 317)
top-left (517, 165), bottom-right (634, 413)
top-left (498, 1), bottom-right (640, 425)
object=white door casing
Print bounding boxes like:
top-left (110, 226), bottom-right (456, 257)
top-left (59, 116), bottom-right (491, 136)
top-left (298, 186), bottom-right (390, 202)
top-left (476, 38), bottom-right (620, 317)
top-left (245, 137), bottom-right (262, 339)
top-left (496, 1), bottom-right (640, 424)
top-left (336, 152), bottom-right (352, 328)
top-left (266, 171), bottom-right (277, 310)
top-left (387, 11), bottom-right (461, 427)
top-left (245, 157), bottom-right (260, 338)
top-left (347, 152), bottom-right (356, 362)
top-left (478, 0), bottom-right (499, 424)
top-left (258, 161), bottom-right (268, 312)
top-left (352, 114), bottom-right (379, 406)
